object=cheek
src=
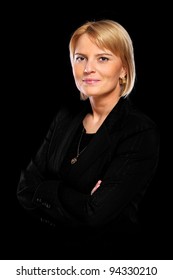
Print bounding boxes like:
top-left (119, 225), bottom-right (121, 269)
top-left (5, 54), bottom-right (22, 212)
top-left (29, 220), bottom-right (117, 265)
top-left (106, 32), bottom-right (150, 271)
top-left (72, 72), bottom-right (80, 87)
top-left (72, 68), bottom-right (82, 90)
top-left (72, 64), bottom-right (83, 78)
top-left (108, 67), bottom-right (123, 82)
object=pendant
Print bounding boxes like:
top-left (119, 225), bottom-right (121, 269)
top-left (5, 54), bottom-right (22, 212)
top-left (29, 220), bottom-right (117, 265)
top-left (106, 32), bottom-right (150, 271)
top-left (71, 157), bottom-right (78, 164)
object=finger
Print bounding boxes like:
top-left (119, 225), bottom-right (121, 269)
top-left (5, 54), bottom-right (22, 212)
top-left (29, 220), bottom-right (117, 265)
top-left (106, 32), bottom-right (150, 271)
top-left (91, 180), bottom-right (102, 195)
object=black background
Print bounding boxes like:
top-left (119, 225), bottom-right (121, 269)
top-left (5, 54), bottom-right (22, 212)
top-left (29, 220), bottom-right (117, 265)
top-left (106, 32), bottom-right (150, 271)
top-left (2, 3), bottom-right (170, 260)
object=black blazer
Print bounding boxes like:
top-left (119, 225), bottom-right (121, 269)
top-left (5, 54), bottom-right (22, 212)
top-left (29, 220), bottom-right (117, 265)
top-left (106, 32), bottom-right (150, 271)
top-left (17, 97), bottom-right (160, 232)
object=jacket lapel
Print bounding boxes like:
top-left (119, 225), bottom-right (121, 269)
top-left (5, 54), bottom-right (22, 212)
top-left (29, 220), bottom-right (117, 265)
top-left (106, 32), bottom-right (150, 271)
top-left (51, 110), bottom-right (85, 171)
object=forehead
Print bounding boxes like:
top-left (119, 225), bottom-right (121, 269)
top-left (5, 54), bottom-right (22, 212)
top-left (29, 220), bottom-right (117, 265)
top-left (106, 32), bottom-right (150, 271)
top-left (75, 33), bottom-right (107, 54)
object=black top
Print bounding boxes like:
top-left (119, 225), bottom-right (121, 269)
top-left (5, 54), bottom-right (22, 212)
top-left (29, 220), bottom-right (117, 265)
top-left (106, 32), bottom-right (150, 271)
top-left (60, 123), bottom-right (95, 178)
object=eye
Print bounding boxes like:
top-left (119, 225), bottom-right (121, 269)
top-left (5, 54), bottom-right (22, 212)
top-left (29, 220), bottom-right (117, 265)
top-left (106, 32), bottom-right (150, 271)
top-left (75, 56), bottom-right (85, 62)
top-left (99, 57), bottom-right (109, 62)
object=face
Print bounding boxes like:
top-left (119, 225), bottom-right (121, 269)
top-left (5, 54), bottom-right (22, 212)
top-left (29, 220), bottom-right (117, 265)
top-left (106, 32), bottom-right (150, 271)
top-left (71, 33), bottom-right (126, 100)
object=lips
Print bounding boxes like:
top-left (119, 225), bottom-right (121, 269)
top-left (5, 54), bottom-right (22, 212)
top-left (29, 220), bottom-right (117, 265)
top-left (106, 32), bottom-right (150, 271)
top-left (83, 79), bottom-right (100, 84)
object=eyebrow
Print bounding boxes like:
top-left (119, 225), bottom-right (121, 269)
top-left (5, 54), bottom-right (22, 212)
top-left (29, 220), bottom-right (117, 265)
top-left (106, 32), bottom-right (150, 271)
top-left (74, 52), bottom-right (113, 57)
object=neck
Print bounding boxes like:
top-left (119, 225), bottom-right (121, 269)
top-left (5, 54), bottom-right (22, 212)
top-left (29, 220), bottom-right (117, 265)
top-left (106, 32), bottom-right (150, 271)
top-left (89, 95), bottom-right (120, 121)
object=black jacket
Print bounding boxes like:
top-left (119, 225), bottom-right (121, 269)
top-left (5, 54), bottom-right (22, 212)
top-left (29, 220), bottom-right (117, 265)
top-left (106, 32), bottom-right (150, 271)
top-left (17, 97), bottom-right (160, 232)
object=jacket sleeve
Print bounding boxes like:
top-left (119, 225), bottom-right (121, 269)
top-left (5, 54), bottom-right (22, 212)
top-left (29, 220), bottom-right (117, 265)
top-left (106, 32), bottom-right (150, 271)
top-left (17, 109), bottom-right (80, 226)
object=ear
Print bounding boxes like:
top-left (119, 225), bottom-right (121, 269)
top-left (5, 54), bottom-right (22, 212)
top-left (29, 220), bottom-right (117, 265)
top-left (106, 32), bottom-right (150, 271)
top-left (120, 66), bottom-right (127, 78)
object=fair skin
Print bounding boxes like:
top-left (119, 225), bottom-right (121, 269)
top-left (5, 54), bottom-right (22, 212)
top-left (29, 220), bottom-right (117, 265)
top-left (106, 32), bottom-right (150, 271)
top-left (71, 33), bottom-right (126, 194)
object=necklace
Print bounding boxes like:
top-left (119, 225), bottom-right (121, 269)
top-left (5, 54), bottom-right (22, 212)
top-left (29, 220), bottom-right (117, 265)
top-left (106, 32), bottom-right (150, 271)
top-left (71, 127), bottom-right (87, 164)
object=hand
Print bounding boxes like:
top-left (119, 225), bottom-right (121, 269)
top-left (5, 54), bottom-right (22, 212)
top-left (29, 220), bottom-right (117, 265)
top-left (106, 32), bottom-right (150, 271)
top-left (91, 180), bottom-right (102, 195)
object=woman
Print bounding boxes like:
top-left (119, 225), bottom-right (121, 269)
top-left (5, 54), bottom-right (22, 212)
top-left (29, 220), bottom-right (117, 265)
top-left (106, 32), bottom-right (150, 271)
top-left (17, 19), bottom-right (160, 234)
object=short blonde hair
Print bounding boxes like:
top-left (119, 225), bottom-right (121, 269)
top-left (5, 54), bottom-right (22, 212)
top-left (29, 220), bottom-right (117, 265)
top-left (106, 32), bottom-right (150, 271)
top-left (69, 19), bottom-right (136, 99)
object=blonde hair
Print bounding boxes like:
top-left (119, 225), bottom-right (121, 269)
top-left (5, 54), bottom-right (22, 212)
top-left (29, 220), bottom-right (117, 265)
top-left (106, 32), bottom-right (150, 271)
top-left (69, 19), bottom-right (136, 99)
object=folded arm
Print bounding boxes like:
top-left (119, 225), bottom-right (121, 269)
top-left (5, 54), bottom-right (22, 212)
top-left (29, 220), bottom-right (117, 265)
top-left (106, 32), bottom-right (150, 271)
top-left (17, 122), bottom-right (160, 227)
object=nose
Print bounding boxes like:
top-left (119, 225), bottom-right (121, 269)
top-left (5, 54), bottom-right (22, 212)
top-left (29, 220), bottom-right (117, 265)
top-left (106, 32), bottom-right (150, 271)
top-left (84, 61), bottom-right (96, 73)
